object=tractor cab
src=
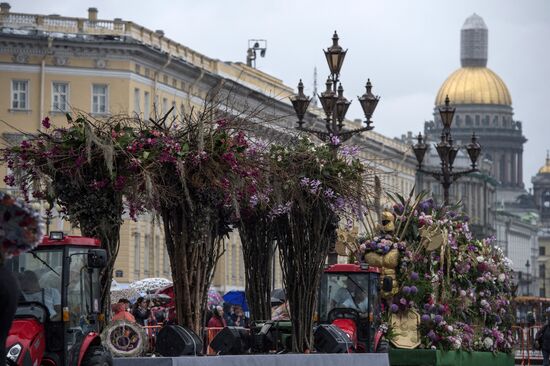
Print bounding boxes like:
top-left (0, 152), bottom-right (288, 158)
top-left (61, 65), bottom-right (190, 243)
top-left (318, 263), bottom-right (381, 352)
top-left (5, 232), bottom-right (110, 366)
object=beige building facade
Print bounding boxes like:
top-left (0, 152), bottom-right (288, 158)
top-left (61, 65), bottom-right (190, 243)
top-left (0, 3), bottom-right (417, 292)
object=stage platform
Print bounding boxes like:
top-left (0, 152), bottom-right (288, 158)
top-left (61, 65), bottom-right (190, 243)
top-left (114, 353), bottom-right (390, 366)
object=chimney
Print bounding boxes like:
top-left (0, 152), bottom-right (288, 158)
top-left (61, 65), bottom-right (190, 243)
top-left (0, 2), bottom-right (11, 14)
top-left (88, 7), bottom-right (98, 21)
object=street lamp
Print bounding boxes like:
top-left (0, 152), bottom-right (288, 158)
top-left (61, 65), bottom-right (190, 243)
top-left (290, 31), bottom-right (380, 148)
top-left (289, 31), bottom-right (380, 264)
top-left (412, 96), bottom-right (482, 205)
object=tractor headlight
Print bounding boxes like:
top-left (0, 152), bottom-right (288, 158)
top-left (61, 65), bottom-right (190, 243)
top-left (7, 343), bottom-right (22, 363)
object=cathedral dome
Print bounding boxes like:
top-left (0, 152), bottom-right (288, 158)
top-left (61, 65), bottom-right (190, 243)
top-left (435, 14), bottom-right (512, 107)
top-left (435, 67), bottom-right (512, 106)
top-left (539, 153), bottom-right (550, 174)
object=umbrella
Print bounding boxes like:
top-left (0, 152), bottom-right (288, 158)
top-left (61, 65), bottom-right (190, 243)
top-left (144, 293), bottom-right (172, 306)
top-left (223, 290), bottom-right (249, 312)
top-left (129, 278), bottom-right (172, 293)
top-left (207, 288), bottom-right (224, 307)
top-left (0, 191), bottom-right (42, 258)
top-left (110, 287), bottom-right (141, 303)
top-left (271, 288), bottom-right (286, 302)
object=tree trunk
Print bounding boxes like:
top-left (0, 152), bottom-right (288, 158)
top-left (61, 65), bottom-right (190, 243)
top-left (239, 213), bottom-right (274, 321)
top-left (161, 202), bottom-right (224, 334)
top-left (276, 199), bottom-right (337, 352)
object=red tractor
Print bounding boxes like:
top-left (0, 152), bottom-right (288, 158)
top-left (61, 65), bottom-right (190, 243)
top-left (5, 232), bottom-right (112, 366)
top-left (317, 263), bottom-right (386, 352)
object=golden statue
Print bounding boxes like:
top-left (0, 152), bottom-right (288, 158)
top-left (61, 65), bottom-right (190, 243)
top-left (364, 210), bottom-right (399, 297)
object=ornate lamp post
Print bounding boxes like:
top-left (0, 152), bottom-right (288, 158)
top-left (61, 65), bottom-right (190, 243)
top-left (412, 96), bottom-right (481, 205)
top-left (289, 31), bottom-right (380, 264)
top-left (290, 31), bottom-right (380, 147)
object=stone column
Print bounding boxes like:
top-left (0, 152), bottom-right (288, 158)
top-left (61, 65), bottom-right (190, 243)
top-left (511, 152), bottom-right (517, 186)
top-left (493, 151), bottom-right (500, 182)
top-left (505, 153), bottom-right (511, 185)
top-left (518, 151), bottom-right (524, 188)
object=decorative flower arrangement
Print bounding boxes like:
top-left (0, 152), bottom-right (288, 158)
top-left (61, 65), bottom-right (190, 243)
top-left (0, 191), bottom-right (43, 258)
top-left (267, 137), bottom-right (369, 227)
top-left (365, 192), bottom-right (515, 353)
top-left (360, 234), bottom-right (406, 255)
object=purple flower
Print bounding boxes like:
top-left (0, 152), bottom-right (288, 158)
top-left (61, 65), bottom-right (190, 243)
top-left (402, 286), bottom-right (411, 295)
top-left (434, 315), bottom-right (443, 324)
top-left (390, 304), bottom-right (399, 313)
top-left (421, 314), bottom-right (431, 323)
top-left (399, 297), bottom-right (407, 306)
top-left (410, 286), bottom-right (418, 295)
top-left (427, 330), bottom-right (439, 342)
top-left (393, 204), bottom-right (404, 215)
top-left (410, 272), bottom-right (419, 281)
top-left (42, 116), bottom-right (51, 129)
top-left (423, 303), bottom-right (431, 311)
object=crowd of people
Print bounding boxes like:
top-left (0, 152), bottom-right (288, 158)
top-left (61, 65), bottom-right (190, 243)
top-left (110, 297), bottom-right (168, 326)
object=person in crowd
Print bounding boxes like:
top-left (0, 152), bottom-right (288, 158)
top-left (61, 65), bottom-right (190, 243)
top-left (271, 300), bottom-right (290, 321)
top-left (118, 298), bottom-right (131, 312)
top-left (204, 307), bottom-right (213, 327)
top-left (132, 297), bottom-right (151, 326)
top-left (19, 270), bottom-right (61, 320)
top-left (223, 303), bottom-right (234, 325)
top-left (112, 302), bottom-right (136, 322)
top-left (536, 307), bottom-right (550, 366)
top-left (207, 306), bottom-right (226, 328)
top-left (0, 250), bottom-right (20, 366)
top-left (229, 305), bottom-right (249, 328)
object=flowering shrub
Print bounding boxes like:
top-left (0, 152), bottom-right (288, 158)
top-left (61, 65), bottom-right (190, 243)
top-left (361, 192), bottom-right (515, 353)
top-left (0, 191), bottom-right (42, 259)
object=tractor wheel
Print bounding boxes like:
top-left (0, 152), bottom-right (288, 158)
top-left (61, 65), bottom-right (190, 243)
top-left (81, 346), bottom-right (113, 366)
top-left (100, 320), bottom-right (147, 357)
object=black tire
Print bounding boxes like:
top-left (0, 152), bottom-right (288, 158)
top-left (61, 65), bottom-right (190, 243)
top-left (81, 346), bottom-right (113, 366)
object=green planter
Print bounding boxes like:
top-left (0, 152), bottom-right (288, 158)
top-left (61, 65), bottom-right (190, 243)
top-left (388, 349), bottom-right (514, 366)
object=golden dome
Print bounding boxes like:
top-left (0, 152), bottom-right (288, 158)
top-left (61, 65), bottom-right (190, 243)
top-left (435, 67), bottom-right (512, 106)
top-left (540, 153), bottom-right (550, 174)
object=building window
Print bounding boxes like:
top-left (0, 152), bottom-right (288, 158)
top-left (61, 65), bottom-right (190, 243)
top-left (144, 91), bottom-right (150, 119)
top-left (541, 246), bottom-right (546, 256)
top-left (172, 78), bottom-right (177, 88)
top-left (162, 98), bottom-right (168, 115)
top-left (155, 235), bottom-right (160, 277)
top-left (145, 68), bottom-right (150, 78)
top-left (180, 81), bottom-right (185, 90)
top-left (92, 84), bottom-right (108, 114)
top-left (115, 270), bottom-right (124, 278)
top-left (133, 233), bottom-right (140, 275)
top-left (133, 88), bottom-right (140, 115)
top-left (135, 63), bottom-right (141, 74)
top-left (163, 74), bottom-right (168, 84)
top-left (11, 80), bottom-right (28, 110)
top-left (163, 247), bottom-right (170, 274)
top-left (144, 234), bottom-right (150, 275)
top-left (52, 82), bottom-right (69, 112)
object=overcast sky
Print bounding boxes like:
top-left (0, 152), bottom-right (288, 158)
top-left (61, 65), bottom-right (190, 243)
top-left (13, 0), bottom-right (550, 189)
